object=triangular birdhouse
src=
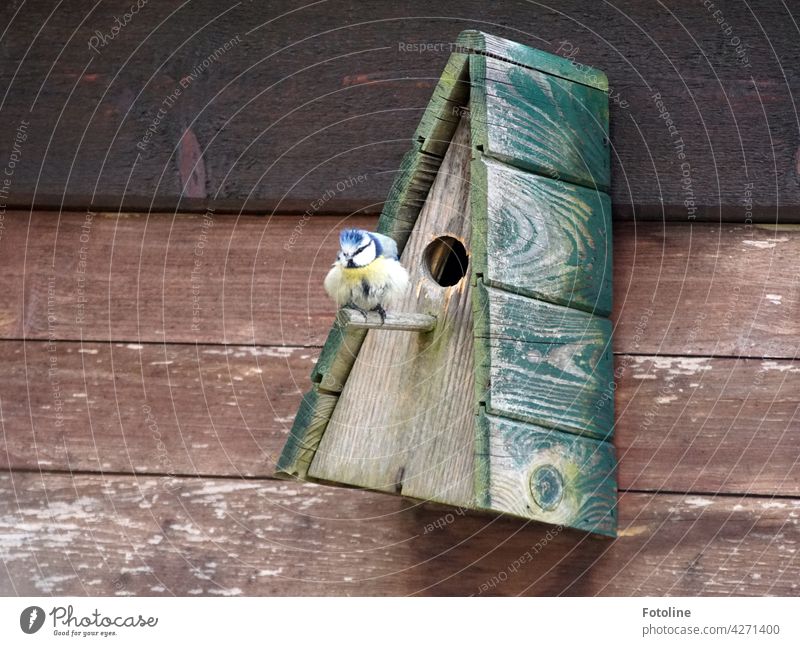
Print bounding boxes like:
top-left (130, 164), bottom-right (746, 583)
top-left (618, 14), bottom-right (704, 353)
top-left (277, 30), bottom-right (616, 536)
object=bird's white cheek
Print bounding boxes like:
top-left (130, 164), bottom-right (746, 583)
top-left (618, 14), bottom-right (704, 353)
top-left (352, 245), bottom-right (376, 266)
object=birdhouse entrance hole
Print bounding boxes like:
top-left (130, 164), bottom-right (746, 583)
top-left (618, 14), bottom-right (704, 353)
top-left (423, 236), bottom-right (469, 286)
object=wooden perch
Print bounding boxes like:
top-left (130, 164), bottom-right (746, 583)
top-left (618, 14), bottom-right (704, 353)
top-left (335, 309), bottom-right (437, 332)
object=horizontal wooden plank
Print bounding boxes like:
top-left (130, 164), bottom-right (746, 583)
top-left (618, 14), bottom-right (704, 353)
top-left (616, 355), bottom-right (800, 496)
top-left (0, 340), bottom-right (314, 477)
top-left (471, 156), bottom-right (612, 317)
top-left (1, 340), bottom-right (797, 496)
top-left (612, 223), bottom-right (800, 358)
top-left (4, 212), bottom-right (798, 357)
top-left (471, 55), bottom-right (610, 192)
top-left (0, 1), bottom-right (798, 220)
top-left (477, 411), bottom-right (616, 536)
top-left (474, 285), bottom-right (614, 441)
top-left (0, 210), bottom-right (375, 347)
top-left (1, 472), bottom-right (798, 595)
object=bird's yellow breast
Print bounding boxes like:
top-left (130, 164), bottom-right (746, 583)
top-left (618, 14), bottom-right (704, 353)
top-left (339, 256), bottom-right (392, 286)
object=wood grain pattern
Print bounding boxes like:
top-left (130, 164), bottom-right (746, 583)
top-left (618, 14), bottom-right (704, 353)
top-left (477, 411), bottom-right (616, 536)
top-left (470, 55), bottom-right (610, 192)
top-left (2, 472), bottom-right (799, 596)
top-left (335, 310), bottom-right (437, 332)
top-left (456, 30), bottom-right (609, 91)
top-left (0, 340), bottom-right (798, 495)
top-left (275, 388), bottom-right (339, 480)
top-left (376, 149), bottom-right (442, 253)
top-left (3, 212), bottom-right (799, 357)
top-left (1, 2), bottom-right (797, 221)
top-left (1, 2), bottom-right (798, 221)
top-left (474, 284), bottom-right (614, 441)
top-left (413, 52), bottom-right (470, 156)
top-left (309, 323), bottom-right (367, 393)
top-left (309, 118), bottom-right (477, 506)
top-left (612, 223), bottom-right (800, 358)
top-left (615, 355), bottom-right (800, 496)
top-left (0, 340), bottom-right (314, 477)
top-left (472, 156), bottom-right (612, 316)
top-left (0, 210), bottom-right (373, 347)
top-left (2, 4), bottom-right (799, 598)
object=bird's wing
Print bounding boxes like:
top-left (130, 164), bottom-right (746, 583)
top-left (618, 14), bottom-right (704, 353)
top-left (369, 232), bottom-right (400, 260)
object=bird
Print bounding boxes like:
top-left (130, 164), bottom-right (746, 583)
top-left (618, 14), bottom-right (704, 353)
top-left (324, 228), bottom-right (409, 323)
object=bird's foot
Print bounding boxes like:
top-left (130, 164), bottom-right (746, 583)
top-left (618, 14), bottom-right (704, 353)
top-left (344, 302), bottom-right (369, 322)
top-left (371, 305), bottom-right (387, 324)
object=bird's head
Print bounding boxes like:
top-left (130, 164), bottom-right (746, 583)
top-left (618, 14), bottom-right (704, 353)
top-left (337, 229), bottom-right (377, 268)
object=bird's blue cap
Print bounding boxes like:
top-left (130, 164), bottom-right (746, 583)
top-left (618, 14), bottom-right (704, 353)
top-left (339, 229), bottom-right (366, 247)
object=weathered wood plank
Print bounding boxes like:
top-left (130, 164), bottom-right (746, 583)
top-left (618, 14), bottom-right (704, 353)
top-left (413, 52), bottom-right (470, 156)
top-left (1, 340), bottom-right (798, 495)
top-left (474, 283), bottom-right (614, 441)
top-left (1, 2), bottom-right (798, 220)
top-left (375, 149), bottom-right (442, 252)
top-left (309, 323), bottom-right (367, 393)
top-left (474, 283), bottom-right (612, 345)
top-left (275, 388), bottom-right (338, 480)
top-left (456, 30), bottom-right (609, 91)
top-left (476, 411), bottom-right (616, 536)
top-left (2, 472), bottom-right (798, 596)
top-left (335, 309), bottom-right (437, 332)
top-left (470, 55), bottom-right (610, 192)
top-left (612, 223), bottom-right (800, 358)
top-left (0, 340), bottom-right (314, 477)
top-left (0, 210), bottom-right (373, 347)
top-left (615, 355), bottom-right (800, 496)
top-left (471, 156), bottom-right (612, 316)
top-left (3, 212), bottom-right (799, 357)
top-left (309, 117), bottom-right (477, 506)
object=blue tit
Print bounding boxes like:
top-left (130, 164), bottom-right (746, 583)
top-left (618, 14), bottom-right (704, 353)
top-left (324, 228), bottom-right (410, 321)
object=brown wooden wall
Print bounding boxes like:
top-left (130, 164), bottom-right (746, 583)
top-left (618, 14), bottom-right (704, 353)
top-left (1, 0), bottom-right (799, 221)
top-left (1, 1), bottom-right (799, 596)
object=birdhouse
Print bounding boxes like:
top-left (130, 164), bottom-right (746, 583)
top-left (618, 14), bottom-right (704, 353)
top-left (277, 30), bottom-right (616, 536)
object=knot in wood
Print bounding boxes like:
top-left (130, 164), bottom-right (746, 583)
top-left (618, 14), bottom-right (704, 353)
top-left (529, 464), bottom-right (563, 511)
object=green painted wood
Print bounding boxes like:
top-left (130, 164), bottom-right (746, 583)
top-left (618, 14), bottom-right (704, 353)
top-left (413, 52), bottom-right (471, 157)
top-left (310, 324), bottom-right (368, 393)
top-left (473, 282), bottom-right (614, 441)
top-left (471, 156), bottom-right (612, 316)
top-left (469, 54), bottom-right (610, 192)
top-left (376, 148), bottom-right (441, 251)
top-left (275, 388), bottom-right (339, 479)
top-left (475, 410), bottom-right (616, 536)
top-left (455, 30), bottom-right (609, 92)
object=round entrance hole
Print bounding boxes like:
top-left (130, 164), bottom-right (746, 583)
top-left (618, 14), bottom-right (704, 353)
top-left (423, 236), bottom-right (469, 287)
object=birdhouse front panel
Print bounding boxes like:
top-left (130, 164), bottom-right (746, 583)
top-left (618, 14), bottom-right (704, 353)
top-left (277, 30), bottom-right (616, 537)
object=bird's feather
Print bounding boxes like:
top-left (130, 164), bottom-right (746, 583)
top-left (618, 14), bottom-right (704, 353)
top-left (368, 232), bottom-right (400, 260)
top-left (324, 256), bottom-right (409, 309)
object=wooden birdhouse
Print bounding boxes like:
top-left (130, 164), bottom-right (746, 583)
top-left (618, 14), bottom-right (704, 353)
top-left (277, 30), bottom-right (616, 536)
